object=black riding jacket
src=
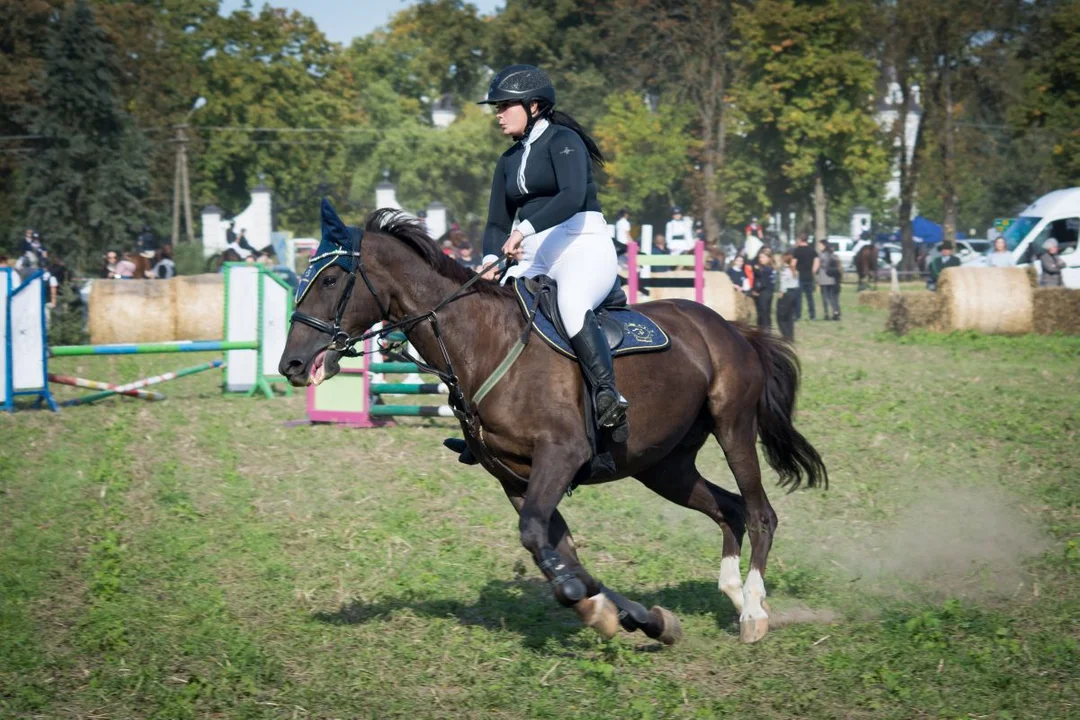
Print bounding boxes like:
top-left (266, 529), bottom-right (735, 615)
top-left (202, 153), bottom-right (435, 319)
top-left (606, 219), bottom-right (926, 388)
top-left (482, 122), bottom-right (602, 257)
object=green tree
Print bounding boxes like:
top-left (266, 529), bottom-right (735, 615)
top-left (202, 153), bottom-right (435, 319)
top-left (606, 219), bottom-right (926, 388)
top-left (605, 0), bottom-right (746, 240)
top-left (486, 0), bottom-right (616, 127)
top-left (17, 0), bottom-right (148, 265)
top-left (0, 0), bottom-right (63, 245)
top-left (593, 91), bottom-right (696, 217)
top-left (192, 6), bottom-right (359, 229)
top-left (736, 0), bottom-right (888, 243)
top-left (350, 0), bottom-right (489, 108)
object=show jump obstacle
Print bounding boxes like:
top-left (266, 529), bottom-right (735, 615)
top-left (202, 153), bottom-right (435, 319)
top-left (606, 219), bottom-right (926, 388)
top-left (625, 240), bottom-right (705, 305)
top-left (306, 331), bottom-right (451, 427)
top-left (1, 264), bottom-right (291, 412)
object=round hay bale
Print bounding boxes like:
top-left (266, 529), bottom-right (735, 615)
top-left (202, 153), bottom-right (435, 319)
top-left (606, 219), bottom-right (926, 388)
top-left (174, 274), bottom-right (224, 341)
top-left (937, 267), bottom-right (1033, 335)
top-left (886, 291), bottom-right (941, 335)
top-left (1033, 287), bottom-right (1080, 335)
top-left (89, 280), bottom-right (175, 344)
top-left (857, 291), bottom-right (892, 310)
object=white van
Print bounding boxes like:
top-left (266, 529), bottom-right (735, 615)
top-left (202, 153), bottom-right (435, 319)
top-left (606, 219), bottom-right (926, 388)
top-left (1005, 187), bottom-right (1080, 288)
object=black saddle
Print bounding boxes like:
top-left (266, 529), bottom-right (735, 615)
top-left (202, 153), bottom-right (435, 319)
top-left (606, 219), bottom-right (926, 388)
top-left (523, 275), bottom-right (628, 350)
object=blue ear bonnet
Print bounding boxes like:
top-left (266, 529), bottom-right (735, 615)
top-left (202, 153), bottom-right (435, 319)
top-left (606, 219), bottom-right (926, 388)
top-left (295, 199), bottom-right (364, 304)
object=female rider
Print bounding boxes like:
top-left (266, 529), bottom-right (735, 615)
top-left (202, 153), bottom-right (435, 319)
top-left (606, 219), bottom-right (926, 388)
top-left (477, 64), bottom-right (628, 441)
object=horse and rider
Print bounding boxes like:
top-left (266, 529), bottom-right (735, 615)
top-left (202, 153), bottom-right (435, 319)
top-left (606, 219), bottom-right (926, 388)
top-left (280, 65), bottom-right (826, 645)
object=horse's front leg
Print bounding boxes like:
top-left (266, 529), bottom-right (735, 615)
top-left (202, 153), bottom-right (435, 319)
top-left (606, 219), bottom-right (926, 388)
top-left (515, 441), bottom-right (620, 638)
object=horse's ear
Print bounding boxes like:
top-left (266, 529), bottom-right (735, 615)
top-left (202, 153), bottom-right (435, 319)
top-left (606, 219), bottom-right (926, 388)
top-left (320, 198), bottom-right (349, 246)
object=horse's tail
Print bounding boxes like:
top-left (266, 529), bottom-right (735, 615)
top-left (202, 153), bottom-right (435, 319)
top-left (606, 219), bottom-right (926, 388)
top-left (738, 325), bottom-right (828, 490)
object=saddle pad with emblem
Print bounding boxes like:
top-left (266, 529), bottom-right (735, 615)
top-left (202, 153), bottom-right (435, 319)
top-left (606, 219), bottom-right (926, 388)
top-left (513, 277), bottom-right (670, 359)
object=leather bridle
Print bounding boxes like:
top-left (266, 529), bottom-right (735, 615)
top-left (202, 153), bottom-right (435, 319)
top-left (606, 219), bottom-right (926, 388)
top-left (289, 236), bottom-right (508, 421)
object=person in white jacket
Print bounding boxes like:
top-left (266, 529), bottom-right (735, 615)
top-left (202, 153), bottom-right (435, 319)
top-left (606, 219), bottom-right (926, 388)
top-left (665, 207), bottom-right (694, 254)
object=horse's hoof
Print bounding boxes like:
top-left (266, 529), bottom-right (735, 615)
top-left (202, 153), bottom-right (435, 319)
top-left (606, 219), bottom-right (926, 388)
top-left (646, 606), bottom-right (683, 646)
top-left (739, 603), bottom-right (770, 644)
top-left (575, 593), bottom-right (619, 640)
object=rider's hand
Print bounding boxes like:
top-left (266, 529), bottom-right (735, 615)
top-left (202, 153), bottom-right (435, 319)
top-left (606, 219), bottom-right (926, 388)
top-left (502, 230), bottom-right (525, 261)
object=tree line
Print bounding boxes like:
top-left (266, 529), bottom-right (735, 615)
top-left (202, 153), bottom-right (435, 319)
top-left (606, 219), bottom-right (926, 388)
top-left (1, 0), bottom-right (1075, 269)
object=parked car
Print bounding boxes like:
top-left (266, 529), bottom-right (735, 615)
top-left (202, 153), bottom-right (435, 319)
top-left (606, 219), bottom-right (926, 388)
top-left (1003, 187), bottom-right (1080, 287)
top-left (826, 235), bottom-right (857, 269)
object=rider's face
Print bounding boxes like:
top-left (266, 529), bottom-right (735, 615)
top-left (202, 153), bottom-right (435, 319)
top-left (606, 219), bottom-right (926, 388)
top-left (495, 101), bottom-right (536, 137)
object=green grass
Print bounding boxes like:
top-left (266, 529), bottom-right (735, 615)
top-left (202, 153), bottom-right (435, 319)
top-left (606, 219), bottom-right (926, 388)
top-left (2, 306), bottom-right (1078, 719)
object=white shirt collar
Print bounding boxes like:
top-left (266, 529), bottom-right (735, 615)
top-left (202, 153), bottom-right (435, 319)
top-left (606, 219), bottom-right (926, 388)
top-left (521, 118), bottom-right (550, 147)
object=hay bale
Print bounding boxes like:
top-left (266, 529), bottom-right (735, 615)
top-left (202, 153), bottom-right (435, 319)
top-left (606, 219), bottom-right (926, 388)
top-left (857, 291), bottom-right (892, 310)
top-left (1033, 287), bottom-right (1080, 335)
top-left (174, 274), bottom-right (224, 341)
top-left (89, 274), bottom-right (224, 344)
top-left (886, 291), bottom-right (941, 335)
top-left (89, 279), bottom-right (175, 344)
top-left (937, 267), bottom-right (1033, 335)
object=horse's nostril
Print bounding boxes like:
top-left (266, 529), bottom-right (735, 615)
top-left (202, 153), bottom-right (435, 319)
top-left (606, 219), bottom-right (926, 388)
top-left (282, 357), bottom-right (305, 375)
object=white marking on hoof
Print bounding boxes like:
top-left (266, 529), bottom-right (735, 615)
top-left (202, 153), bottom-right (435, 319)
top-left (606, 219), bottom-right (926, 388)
top-left (739, 569), bottom-right (769, 643)
top-left (718, 556), bottom-right (744, 613)
top-left (740, 569), bottom-right (768, 623)
top-left (575, 593), bottom-right (619, 639)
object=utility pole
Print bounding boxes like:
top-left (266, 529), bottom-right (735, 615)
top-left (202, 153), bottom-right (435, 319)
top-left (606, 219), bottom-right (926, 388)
top-left (171, 124), bottom-right (195, 244)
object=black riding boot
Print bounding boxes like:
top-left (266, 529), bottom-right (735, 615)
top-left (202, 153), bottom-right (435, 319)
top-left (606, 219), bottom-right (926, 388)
top-left (570, 310), bottom-right (629, 443)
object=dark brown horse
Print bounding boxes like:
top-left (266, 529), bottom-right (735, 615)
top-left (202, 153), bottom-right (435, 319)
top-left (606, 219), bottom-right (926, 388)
top-left (280, 207), bottom-right (826, 644)
top-left (854, 242), bottom-right (878, 291)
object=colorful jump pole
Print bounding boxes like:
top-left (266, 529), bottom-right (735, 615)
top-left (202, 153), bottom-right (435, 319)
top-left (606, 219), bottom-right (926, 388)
top-left (625, 240), bottom-right (705, 305)
top-left (59, 360), bottom-right (225, 407)
top-left (50, 340), bottom-right (257, 357)
top-left (48, 373), bottom-right (166, 402)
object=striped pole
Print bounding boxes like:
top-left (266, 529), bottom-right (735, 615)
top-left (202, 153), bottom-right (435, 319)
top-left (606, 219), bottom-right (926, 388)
top-left (370, 382), bottom-right (448, 395)
top-left (60, 360), bottom-right (225, 406)
top-left (48, 373), bottom-right (166, 402)
top-left (50, 340), bottom-right (257, 357)
top-left (369, 405), bottom-right (454, 418)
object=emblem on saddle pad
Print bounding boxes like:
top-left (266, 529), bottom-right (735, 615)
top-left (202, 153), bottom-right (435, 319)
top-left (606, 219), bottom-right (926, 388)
top-left (624, 322), bottom-right (656, 344)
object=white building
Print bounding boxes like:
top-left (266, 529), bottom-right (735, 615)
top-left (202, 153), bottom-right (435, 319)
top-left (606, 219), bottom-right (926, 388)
top-left (875, 78), bottom-right (922, 204)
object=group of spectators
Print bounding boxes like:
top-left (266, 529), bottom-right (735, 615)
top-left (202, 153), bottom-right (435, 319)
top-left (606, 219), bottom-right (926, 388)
top-left (723, 234), bottom-right (843, 342)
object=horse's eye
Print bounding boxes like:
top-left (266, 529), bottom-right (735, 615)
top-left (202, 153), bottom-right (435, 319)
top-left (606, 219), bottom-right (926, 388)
top-left (322, 275), bottom-right (337, 288)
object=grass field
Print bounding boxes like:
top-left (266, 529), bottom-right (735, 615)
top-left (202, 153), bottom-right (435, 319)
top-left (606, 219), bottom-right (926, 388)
top-left (3, 304), bottom-right (1078, 719)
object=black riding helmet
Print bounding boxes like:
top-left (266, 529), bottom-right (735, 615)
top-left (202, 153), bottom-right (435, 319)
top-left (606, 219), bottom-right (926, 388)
top-left (478, 64), bottom-right (556, 106)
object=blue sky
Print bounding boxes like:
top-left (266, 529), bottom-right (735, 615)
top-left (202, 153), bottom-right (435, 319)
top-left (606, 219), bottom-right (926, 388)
top-left (218, 0), bottom-right (505, 45)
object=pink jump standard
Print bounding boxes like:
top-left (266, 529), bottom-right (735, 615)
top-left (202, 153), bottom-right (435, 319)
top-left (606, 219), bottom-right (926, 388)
top-left (625, 240), bottom-right (705, 305)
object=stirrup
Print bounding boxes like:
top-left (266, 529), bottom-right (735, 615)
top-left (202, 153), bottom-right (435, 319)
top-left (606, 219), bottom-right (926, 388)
top-left (595, 390), bottom-right (629, 443)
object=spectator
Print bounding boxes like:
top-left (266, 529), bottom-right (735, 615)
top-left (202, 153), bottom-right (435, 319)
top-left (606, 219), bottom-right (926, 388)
top-left (456, 240), bottom-right (479, 270)
top-left (726, 255), bottom-right (750, 293)
top-left (650, 234), bottom-right (672, 272)
top-left (226, 221), bottom-right (237, 246)
top-left (1039, 238), bottom-right (1067, 287)
top-left (705, 245), bottom-right (725, 272)
top-left (745, 216), bottom-right (764, 240)
top-left (693, 219), bottom-right (706, 245)
top-left (775, 251), bottom-right (800, 341)
top-left (114, 253), bottom-right (137, 278)
top-left (987, 237), bottom-right (1013, 268)
top-left (135, 224), bottom-right (158, 259)
top-left (103, 250), bottom-right (120, 278)
top-left (0, 255), bottom-right (11, 268)
top-left (750, 247), bottom-right (776, 328)
top-left (792, 233), bottom-right (819, 320)
top-left (614, 208), bottom-right (632, 256)
top-left (152, 244), bottom-right (176, 279)
top-left (816, 240), bottom-right (841, 321)
top-left (927, 241), bottom-right (960, 290)
top-left (21, 229), bottom-right (46, 265)
top-left (665, 206), bottom-right (694, 255)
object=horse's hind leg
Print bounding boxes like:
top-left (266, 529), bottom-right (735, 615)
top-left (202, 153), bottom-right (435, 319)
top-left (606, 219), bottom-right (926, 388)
top-left (635, 448), bottom-right (747, 614)
top-left (713, 413), bottom-right (777, 643)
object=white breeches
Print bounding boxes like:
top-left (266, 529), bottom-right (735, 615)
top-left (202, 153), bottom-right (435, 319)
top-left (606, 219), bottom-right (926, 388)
top-left (508, 211), bottom-right (617, 336)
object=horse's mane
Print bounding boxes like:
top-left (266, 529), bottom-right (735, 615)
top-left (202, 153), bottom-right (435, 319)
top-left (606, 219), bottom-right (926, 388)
top-left (364, 209), bottom-right (513, 298)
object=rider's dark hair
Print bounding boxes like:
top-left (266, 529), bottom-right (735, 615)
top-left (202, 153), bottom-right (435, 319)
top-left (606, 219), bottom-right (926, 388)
top-left (534, 100), bottom-right (604, 166)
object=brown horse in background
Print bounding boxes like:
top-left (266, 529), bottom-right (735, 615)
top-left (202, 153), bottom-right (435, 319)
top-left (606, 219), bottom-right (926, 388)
top-left (855, 243), bottom-right (878, 291)
top-left (280, 204), bottom-right (827, 645)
